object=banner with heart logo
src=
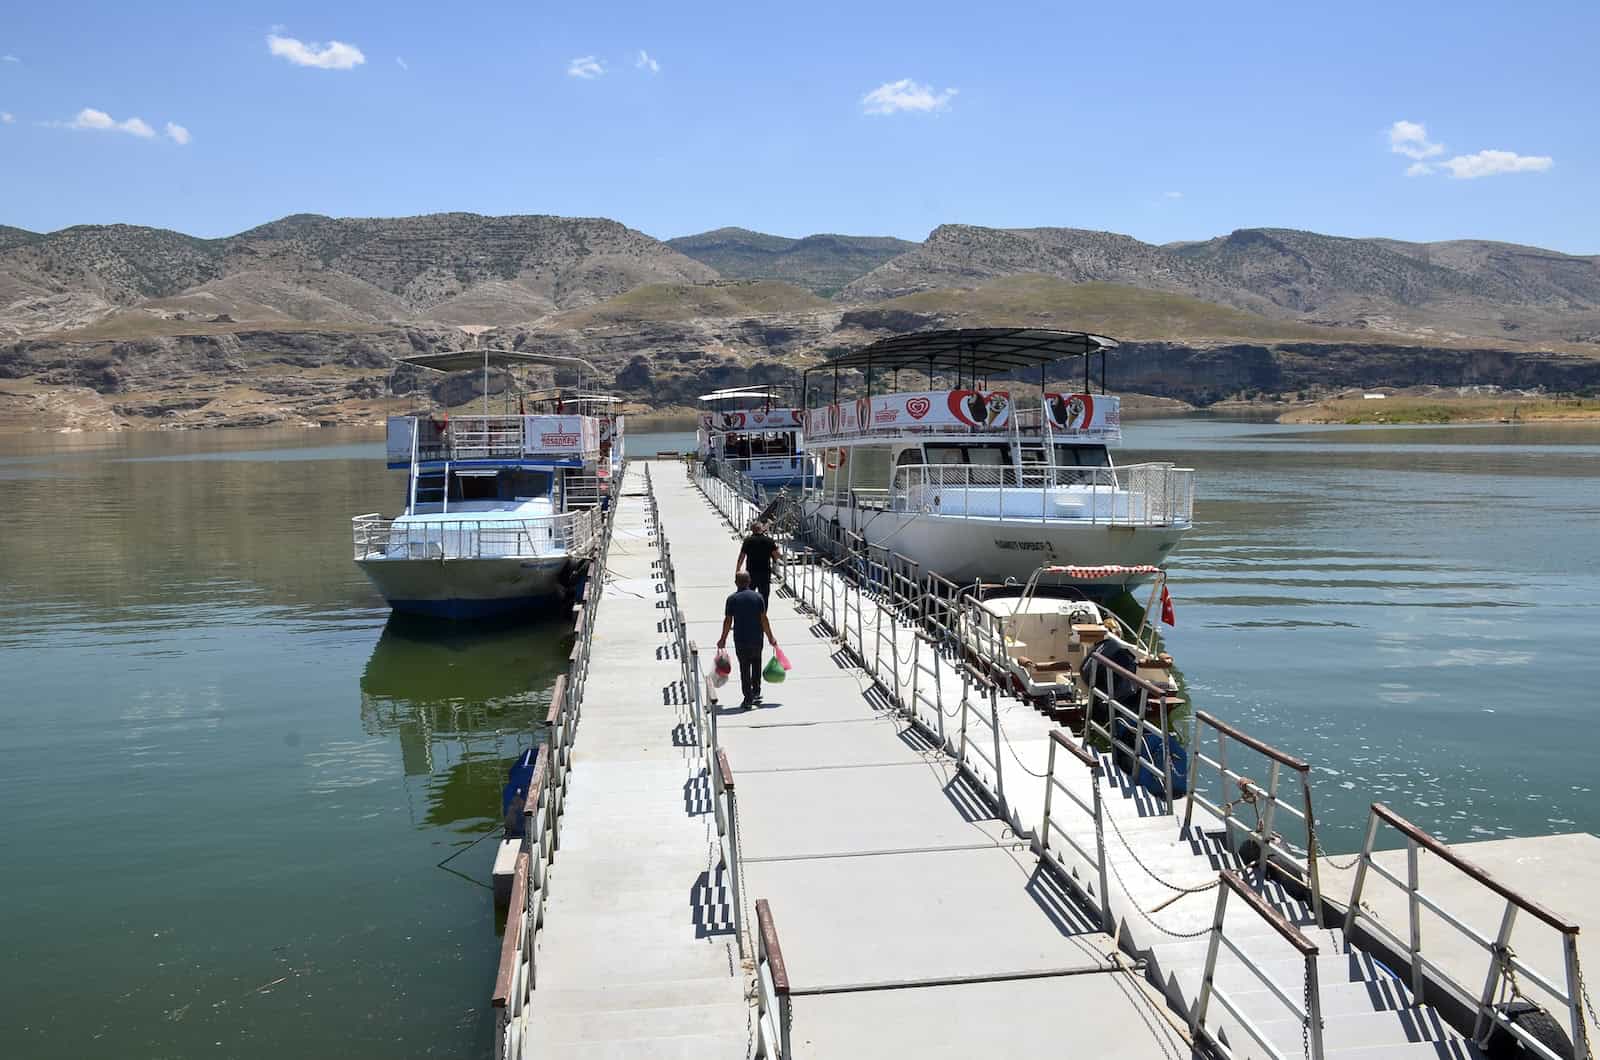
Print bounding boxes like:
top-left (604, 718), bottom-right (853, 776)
top-left (1043, 392), bottom-right (1121, 439)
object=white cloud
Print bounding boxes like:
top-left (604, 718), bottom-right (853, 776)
top-left (1, 112), bottom-right (14, 124)
top-left (1405, 161), bottom-right (1433, 177)
top-left (68, 107), bottom-right (156, 138)
top-left (395, 56), bottom-right (408, 70)
top-left (1440, 149), bottom-right (1553, 179)
top-left (2, 55), bottom-right (19, 63)
top-left (567, 55), bottom-right (604, 79)
top-left (267, 33), bottom-right (366, 70)
top-left (1163, 191), bottom-right (1183, 199)
top-left (165, 121), bottom-right (190, 145)
top-left (635, 49), bottom-right (659, 74)
top-left (1388, 120), bottom-right (1444, 160)
top-left (861, 78), bottom-right (957, 115)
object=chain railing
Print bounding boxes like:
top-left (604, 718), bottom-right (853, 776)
top-left (1185, 711), bottom-right (1324, 923)
top-left (1037, 730), bottom-right (1114, 933)
top-left (1342, 803), bottom-right (1590, 1060)
top-left (352, 508), bottom-right (600, 562)
top-left (1191, 871), bottom-right (1326, 1060)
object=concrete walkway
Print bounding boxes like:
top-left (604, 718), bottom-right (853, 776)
top-left (651, 460), bottom-right (1189, 1059)
top-left (527, 463), bottom-right (748, 1058)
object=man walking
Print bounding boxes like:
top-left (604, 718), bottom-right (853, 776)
top-left (718, 571), bottom-right (778, 710)
top-left (736, 520), bottom-right (780, 610)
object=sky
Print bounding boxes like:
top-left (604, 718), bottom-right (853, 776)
top-left (0, 0), bottom-right (1595, 252)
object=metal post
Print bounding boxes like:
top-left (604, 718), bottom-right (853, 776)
top-left (1306, 952), bottom-right (1327, 1060)
top-left (1183, 714), bottom-right (1201, 834)
top-left (989, 684), bottom-right (1007, 822)
top-left (1160, 693), bottom-right (1173, 807)
top-left (1475, 904), bottom-right (1519, 1044)
top-left (1561, 932), bottom-right (1588, 1060)
top-left (1191, 885), bottom-right (1229, 1038)
top-left (1343, 810), bottom-right (1381, 941)
top-left (1407, 838), bottom-right (1425, 1002)
top-left (1092, 765), bottom-right (1112, 934)
top-left (1041, 740), bottom-right (1057, 853)
top-left (727, 786), bottom-right (745, 958)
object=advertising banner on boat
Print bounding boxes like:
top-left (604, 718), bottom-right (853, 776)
top-left (699, 409), bottom-right (803, 432)
top-left (866, 390), bottom-right (1014, 430)
top-left (1044, 393), bottom-right (1121, 440)
top-left (522, 415), bottom-right (598, 455)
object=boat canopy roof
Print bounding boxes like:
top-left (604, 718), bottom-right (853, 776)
top-left (393, 348), bottom-right (598, 374)
top-left (699, 390), bottom-right (787, 403)
top-left (809, 328), bottom-right (1119, 377)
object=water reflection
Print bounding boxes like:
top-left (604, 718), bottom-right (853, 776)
top-left (359, 613), bottom-right (570, 828)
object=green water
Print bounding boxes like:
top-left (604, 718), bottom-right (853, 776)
top-left (2, 419), bottom-right (1598, 1056)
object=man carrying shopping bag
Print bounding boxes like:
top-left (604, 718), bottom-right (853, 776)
top-left (718, 571), bottom-right (778, 710)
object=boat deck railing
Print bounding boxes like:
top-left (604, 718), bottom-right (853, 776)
top-left (1342, 803), bottom-right (1590, 1060)
top-left (351, 508), bottom-right (600, 561)
top-left (862, 462), bottom-right (1194, 526)
top-left (398, 414), bottom-right (599, 463)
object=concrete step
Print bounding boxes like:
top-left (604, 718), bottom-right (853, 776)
top-left (530, 1000), bottom-right (748, 1045)
top-left (1230, 975), bottom-right (1412, 1017)
top-left (1321, 1039), bottom-right (1487, 1059)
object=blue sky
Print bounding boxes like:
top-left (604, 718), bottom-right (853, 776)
top-left (1, 0), bottom-right (1594, 251)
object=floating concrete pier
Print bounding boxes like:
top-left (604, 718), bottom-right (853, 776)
top-left (493, 459), bottom-right (1599, 1060)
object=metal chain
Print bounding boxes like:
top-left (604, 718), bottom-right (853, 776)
top-left (1302, 965), bottom-right (1313, 1060)
top-left (1102, 796), bottom-right (1223, 896)
top-left (1102, 848), bottom-right (1217, 940)
top-left (994, 698), bottom-right (1052, 779)
top-left (1577, 951), bottom-right (1597, 1054)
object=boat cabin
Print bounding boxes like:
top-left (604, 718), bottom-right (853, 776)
top-left (697, 385), bottom-right (815, 492)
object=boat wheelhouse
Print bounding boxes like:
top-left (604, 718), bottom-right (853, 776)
top-left (696, 385), bottom-right (818, 495)
top-left (798, 328), bottom-right (1195, 591)
top-left (351, 349), bottom-right (607, 620)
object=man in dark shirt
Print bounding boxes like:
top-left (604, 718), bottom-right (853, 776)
top-left (736, 521), bottom-right (780, 609)
top-left (718, 571), bottom-right (778, 709)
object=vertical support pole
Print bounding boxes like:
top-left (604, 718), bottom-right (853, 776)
top-left (1092, 764), bottom-right (1112, 934)
top-left (1303, 774), bottom-right (1324, 926)
top-left (1407, 838), bottom-right (1425, 1003)
top-left (1561, 931), bottom-right (1588, 1060)
top-left (1041, 739), bottom-right (1057, 854)
top-left (1475, 903), bottom-right (1519, 1044)
top-left (1160, 693), bottom-right (1173, 808)
top-left (933, 641), bottom-right (947, 750)
top-left (957, 666), bottom-right (970, 769)
top-left (1343, 810), bottom-right (1381, 941)
top-left (1306, 952), bottom-right (1326, 1060)
top-left (1183, 714), bottom-right (1200, 834)
top-left (1191, 885), bottom-right (1229, 1039)
top-left (727, 785), bottom-right (745, 959)
top-left (989, 683), bottom-right (1007, 823)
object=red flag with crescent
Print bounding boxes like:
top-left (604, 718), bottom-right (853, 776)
top-left (1160, 583), bottom-right (1176, 626)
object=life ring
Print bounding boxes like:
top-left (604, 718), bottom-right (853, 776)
top-left (825, 448), bottom-right (848, 470)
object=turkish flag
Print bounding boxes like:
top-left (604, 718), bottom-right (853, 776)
top-left (1160, 584), bottom-right (1176, 626)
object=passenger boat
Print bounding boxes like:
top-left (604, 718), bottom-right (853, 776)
top-left (351, 349), bottom-right (607, 620)
top-left (696, 385), bottom-right (818, 495)
top-left (798, 328), bottom-right (1195, 592)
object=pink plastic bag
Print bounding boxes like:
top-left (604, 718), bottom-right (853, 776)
top-left (712, 649), bottom-right (731, 687)
top-left (775, 647), bottom-right (792, 672)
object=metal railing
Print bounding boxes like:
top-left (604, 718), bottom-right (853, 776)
top-left (884, 461), bottom-right (1194, 526)
top-left (754, 900), bottom-right (793, 1059)
top-left (489, 467), bottom-right (618, 1060)
top-left (564, 474), bottom-right (604, 510)
top-left (711, 750), bottom-right (746, 957)
top-left (1038, 730), bottom-right (1114, 933)
top-left (351, 508), bottom-right (600, 561)
top-left (1191, 871), bottom-right (1326, 1060)
top-left (1082, 651), bottom-right (1181, 807)
top-left (1342, 803), bottom-right (1591, 1060)
top-left (1185, 711), bottom-right (1324, 922)
top-left (449, 416), bottom-right (526, 459)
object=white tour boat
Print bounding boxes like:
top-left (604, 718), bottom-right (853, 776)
top-left (351, 349), bottom-right (607, 620)
top-left (799, 328), bottom-right (1195, 591)
top-left (697, 385), bottom-right (818, 495)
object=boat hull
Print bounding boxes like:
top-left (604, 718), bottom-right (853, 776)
top-left (809, 505), bottom-right (1185, 589)
top-left (356, 555), bottom-right (577, 620)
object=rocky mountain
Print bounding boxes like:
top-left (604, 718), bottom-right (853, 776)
top-left (667, 228), bottom-right (915, 295)
top-left (0, 213), bottom-right (717, 339)
top-left (844, 225), bottom-right (1600, 344)
top-left (2, 210), bottom-right (1598, 431)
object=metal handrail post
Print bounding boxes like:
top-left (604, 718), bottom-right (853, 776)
top-left (1190, 885), bottom-right (1230, 1039)
top-left (1474, 904), bottom-right (1520, 1043)
top-left (1041, 739), bottom-right (1057, 853)
top-left (1343, 809), bottom-right (1381, 940)
top-left (1160, 693), bottom-right (1173, 806)
top-left (957, 667), bottom-right (970, 770)
top-left (988, 683), bottom-right (1007, 822)
top-left (727, 782), bottom-right (745, 958)
top-left (1303, 776), bottom-right (1325, 924)
top-left (1561, 934), bottom-right (1588, 1060)
top-left (1407, 838), bottom-right (1425, 1001)
top-left (1092, 764), bottom-right (1112, 934)
top-left (1306, 951), bottom-right (1327, 1060)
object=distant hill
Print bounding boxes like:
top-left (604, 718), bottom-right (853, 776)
top-left (0, 213), bottom-right (716, 337)
top-left (667, 227), bottom-right (915, 295)
top-left (844, 224), bottom-right (1600, 344)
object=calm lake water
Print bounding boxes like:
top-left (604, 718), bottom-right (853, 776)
top-left (3, 418), bottom-right (1597, 1057)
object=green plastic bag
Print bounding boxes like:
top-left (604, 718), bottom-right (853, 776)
top-left (763, 654), bottom-right (787, 683)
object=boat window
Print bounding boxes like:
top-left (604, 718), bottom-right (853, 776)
top-left (847, 446), bottom-right (892, 492)
top-left (504, 469), bottom-right (553, 499)
top-left (1054, 444), bottom-right (1111, 468)
top-left (454, 472), bottom-right (500, 502)
top-left (925, 444), bottom-right (965, 465)
top-left (965, 445), bottom-right (1008, 467)
top-left (895, 447), bottom-right (924, 468)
